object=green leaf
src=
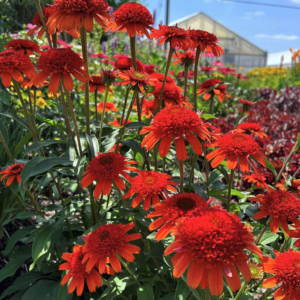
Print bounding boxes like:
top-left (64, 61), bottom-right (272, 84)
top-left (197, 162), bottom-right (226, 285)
top-left (121, 139), bottom-right (143, 154)
top-left (86, 134), bottom-right (99, 158)
top-left (192, 184), bottom-right (208, 200)
top-left (260, 232), bottom-right (279, 245)
top-left (202, 114), bottom-right (216, 120)
top-left (31, 114), bottom-right (65, 131)
top-left (137, 285), bottom-right (154, 300)
top-left (21, 157), bottom-right (43, 186)
top-left (14, 132), bottom-right (33, 156)
top-left (2, 211), bottom-right (39, 226)
top-left (263, 158), bottom-right (278, 177)
top-left (3, 227), bottom-right (33, 255)
top-left (30, 226), bottom-right (54, 271)
top-left (159, 295), bottom-right (175, 300)
top-left (0, 112), bottom-right (29, 130)
top-left (21, 279), bottom-right (59, 300)
top-left (126, 122), bottom-right (146, 129)
top-left (57, 272), bottom-right (72, 300)
top-left (24, 140), bottom-right (71, 156)
top-left (175, 279), bottom-right (191, 300)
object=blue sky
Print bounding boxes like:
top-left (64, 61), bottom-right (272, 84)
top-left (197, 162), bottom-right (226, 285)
top-left (144, 0), bottom-right (300, 54)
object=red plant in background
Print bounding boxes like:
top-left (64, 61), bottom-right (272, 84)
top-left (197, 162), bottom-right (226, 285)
top-left (219, 67), bottom-right (236, 75)
top-left (234, 123), bottom-right (267, 139)
top-left (249, 190), bottom-right (300, 234)
top-left (147, 193), bottom-right (209, 241)
top-left (102, 68), bottom-right (119, 84)
top-left (124, 171), bottom-right (177, 211)
top-left (262, 250), bottom-right (300, 300)
top-left (47, 0), bottom-right (112, 34)
top-left (3, 39), bottom-right (41, 55)
top-left (79, 75), bottom-right (113, 93)
top-left (97, 102), bottom-right (118, 112)
top-left (109, 119), bottom-right (131, 127)
top-left (81, 152), bottom-right (139, 197)
top-left (197, 79), bottom-right (231, 102)
top-left (141, 106), bottom-right (212, 161)
top-left (172, 51), bottom-right (195, 66)
top-left (144, 64), bottom-right (156, 74)
top-left (29, 48), bottom-right (88, 95)
top-left (106, 3), bottom-right (154, 38)
top-left (164, 209), bottom-right (261, 295)
top-left (0, 163), bottom-right (24, 186)
top-left (114, 57), bottom-right (145, 72)
top-left (82, 223), bottom-right (141, 273)
top-left (151, 25), bottom-right (191, 50)
top-left (150, 72), bottom-right (175, 84)
top-left (90, 52), bottom-right (109, 59)
top-left (206, 133), bottom-right (267, 172)
top-left (0, 50), bottom-right (37, 87)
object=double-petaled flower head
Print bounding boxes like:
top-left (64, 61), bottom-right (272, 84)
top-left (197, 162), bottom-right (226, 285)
top-left (114, 57), bottom-right (145, 72)
top-left (189, 29), bottom-right (224, 56)
top-left (59, 244), bottom-right (113, 296)
top-left (164, 209), bottom-right (261, 296)
top-left (197, 79), bottom-right (231, 103)
top-left (141, 106), bottom-right (213, 161)
top-left (81, 152), bottom-right (139, 198)
top-left (97, 102), bottom-right (118, 112)
top-left (82, 223), bottom-right (141, 273)
top-left (101, 68), bottom-right (119, 85)
top-left (262, 250), bottom-right (300, 300)
top-left (29, 48), bottom-right (88, 96)
top-left (172, 51), bottom-right (195, 67)
top-left (0, 50), bottom-right (37, 88)
top-left (249, 190), bottom-right (300, 235)
top-left (124, 170), bottom-right (178, 211)
top-left (106, 3), bottom-right (154, 38)
top-left (147, 193), bottom-right (209, 241)
top-left (151, 24), bottom-right (192, 51)
top-left (206, 133), bottom-right (267, 172)
top-left (119, 68), bottom-right (156, 93)
top-left (234, 123), bottom-right (267, 139)
top-left (150, 72), bottom-right (175, 85)
top-left (243, 173), bottom-right (271, 191)
top-left (0, 163), bottom-right (25, 187)
top-left (47, 0), bottom-right (112, 35)
top-left (3, 39), bottom-right (41, 56)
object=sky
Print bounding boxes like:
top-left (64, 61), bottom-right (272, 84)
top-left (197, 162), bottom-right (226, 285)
top-left (144, 0), bottom-right (300, 55)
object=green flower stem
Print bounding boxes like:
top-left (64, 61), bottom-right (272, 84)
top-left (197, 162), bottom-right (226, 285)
top-left (156, 47), bottom-right (175, 113)
top-left (188, 153), bottom-right (198, 192)
top-left (52, 32), bottom-right (57, 48)
top-left (102, 278), bottom-right (130, 300)
top-left (99, 83), bottom-right (111, 146)
top-left (179, 159), bottom-right (184, 193)
top-left (233, 281), bottom-right (247, 300)
top-left (205, 289), bottom-right (210, 300)
top-left (255, 216), bottom-right (272, 244)
top-left (203, 146), bottom-right (210, 192)
top-left (0, 128), bottom-right (15, 163)
top-left (120, 88), bottom-right (130, 126)
top-left (209, 94), bottom-right (214, 115)
top-left (193, 46), bottom-right (201, 112)
top-left (227, 169), bottom-right (235, 211)
top-left (94, 90), bottom-right (98, 121)
top-left (280, 236), bottom-right (291, 252)
top-left (130, 36), bottom-right (137, 70)
top-left (184, 64), bottom-right (189, 100)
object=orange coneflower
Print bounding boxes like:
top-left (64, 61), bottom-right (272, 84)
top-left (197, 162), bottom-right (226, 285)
top-left (164, 209), bottom-right (261, 296)
top-left (3, 39), bottom-right (41, 55)
top-left (197, 79), bottom-right (231, 103)
top-left (206, 133), bottom-right (267, 172)
top-left (262, 250), bottom-right (300, 300)
top-left (141, 106), bottom-right (212, 161)
top-left (289, 228), bottom-right (300, 248)
top-left (0, 50), bottom-right (36, 88)
top-left (47, 0), bottom-right (112, 35)
top-left (234, 123), bottom-right (267, 139)
top-left (147, 193), bottom-right (209, 241)
top-left (172, 51), bottom-right (195, 67)
top-left (150, 72), bottom-right (175, 84)
top-left (119, 68), bottom-right (156, 93)
top-left (106, 3), bottom-right (154, 38)
top-left (82, 223), bottom-right (141, 273)
top-left (124, 171), bottom-right (178, 211)
top-left (276, 179), bottom-right (300, 194)
top-left (243, 173), bottom-right (272, 191)
top-left (249, 190), bottom-right (300, 235)
top-left (79, 75), bottom-right (113, 93)
top-left (97, 102), bottom-right (118, 112)
top-left (29, 48), bottom-right (88, 96)
top-left (81, 152), bottom-right (139, 197)
top-left (0, 163), bottom-right (24, 186)
top-left (114, 57), bottom-right (145, 72)
top-left (21, 79), bottom-right (48, 89)
top-left (151, 24), bottom-right (192, 51)
top-left (141, 99), bottom-right (154, 119)
top-left (59, 244), bottom-right (114, 296)
top-left (189, 29), bottom-right (224, 56)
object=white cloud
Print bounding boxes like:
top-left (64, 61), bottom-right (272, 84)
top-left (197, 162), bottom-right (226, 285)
top-left (254, 11), bottom-right (265, 16)
top-left (290, 0), bottom-right (300, 4)
top-left (256, 34), bottom-right (299, 40)
top-left (243, 11), bottom-right (265, 20)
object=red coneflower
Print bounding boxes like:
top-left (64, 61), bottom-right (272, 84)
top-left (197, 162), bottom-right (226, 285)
top-left (201, 66), bottom-right (214, 74)
top-left (59, 244), bottom-right (113, 296)
top-left (119, 68), bottom-right (156, 93)
top-left (248, 262), bottom-right (263, 280)
top-left (151, 24), bottom-right (192, 51)
top-left (0, 50), bottom-right (36, 88)
top-left (114, 57), bottom-right (145, 72)
top-left (97, 102), bottom-right (118, 112)
top-left (189, 29), bottom-right (224, 56)
top-left (82, 223), bottom-right (141, 273)
top-left (289, 229), bottom-right (300, 248)
top-left (164, 210), bottom-right (261, 295)
top-left (81, 152), bottom-right (139, 197)
top-left (239, 99), bottom-right (255, 111)
top-left (124, 171), bottom-right (178, 211)
top-left (141, 99), bottom-right (154, 119)
top-left (172, 51), bottom-right (195, 66)
top-left (276, 179), bottom-right (300, 194)
top-left (206, 133), bottom-right (267, 172)
top-left (29, 48), bottom-right (88, 96)
top-left (234, 123), bottom-right (267, 139)
top-left (47, 0), bottom-right (112, 35)
top-left (141, 106), bottom-right (212, 161)
top-left (102, 68), bottom-right (119, 84)
top-left (144, 64), bottom-right (156, 75)
top-left (90, 52), bottom-right (109, 59)
top-left (0, 163), bottom-right (25, 186)
top-left (79, 75), bottom-right (113, 93)
top-left (219, 67), bottom-right (236, 75)
top-left (3, 39), bottom-right (41, 56)
top-left (197, 79), bottom-right (231, 103)
top-left (106, 3), bottom-right (154, 38)
top-left (243, 173), bottom-right (271, 191)
top-left (249, 190), bottom-right (300, 235)
top-left (262, 250), bottom-right (300, 300)
top-left (147, 193), bottom-right (209, 241)
top-left (109, 119), bottom-right (131, 127)
top-left (21, 79), bottom-right (48, 89)
top-left (150, 72), bottom-right (175, 84)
